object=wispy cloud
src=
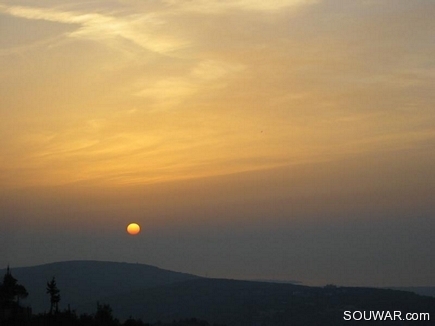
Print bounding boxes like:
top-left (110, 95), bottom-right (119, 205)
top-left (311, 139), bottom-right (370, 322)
top-left (0, 4), bottom-right (187, 54)
top-left (162, 0), bottom-right (318, 13)
top-left (135, 60), bottom-right (245, 108)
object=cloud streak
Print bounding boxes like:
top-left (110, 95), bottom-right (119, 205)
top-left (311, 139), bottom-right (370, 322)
top-left (0, 4), bottom-right (186, 54)
top-left (134, 60), bottom-right (245, 108)
top-left (162, 0), bottom-right (319, 13)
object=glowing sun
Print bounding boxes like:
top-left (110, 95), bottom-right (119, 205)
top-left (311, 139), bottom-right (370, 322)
top-left (127, 223), bottom-right (140, 235)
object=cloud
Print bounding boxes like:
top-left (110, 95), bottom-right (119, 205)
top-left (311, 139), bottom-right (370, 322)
top-left (192, 60), bottom-right (243, 80)
top-left (134, 60), bottom-right (245, 108)
top-left (162, 0), bottom-right (318, 13)
top-left (0, 4), bottom-right (186, 54)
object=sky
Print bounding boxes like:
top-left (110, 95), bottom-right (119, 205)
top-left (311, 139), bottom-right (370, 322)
top-left (1, 0), bottom-right (434, 287)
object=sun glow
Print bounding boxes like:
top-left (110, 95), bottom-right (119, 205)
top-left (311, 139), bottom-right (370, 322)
top-left (127, 223), bottom-right (140, 235)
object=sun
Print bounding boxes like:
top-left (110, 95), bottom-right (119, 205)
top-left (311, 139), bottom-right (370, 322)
top-left (127, 223), bottom-right (140, 235)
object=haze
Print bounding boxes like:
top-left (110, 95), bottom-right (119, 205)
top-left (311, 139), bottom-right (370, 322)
top-left (1, 0), bottom-right (434, 287)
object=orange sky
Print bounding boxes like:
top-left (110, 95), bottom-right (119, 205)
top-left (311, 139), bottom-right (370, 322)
top-left (1, 0), bottom-right (434, 189)
top-left (1, 0), bottom-right (434, 287)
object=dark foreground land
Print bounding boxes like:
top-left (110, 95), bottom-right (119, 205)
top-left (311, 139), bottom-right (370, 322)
top-left (2, 261), bottom-right (434, 326)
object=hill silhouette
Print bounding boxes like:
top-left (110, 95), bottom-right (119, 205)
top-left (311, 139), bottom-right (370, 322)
top-left (3, 261), bottom-right (435, 325)
top-left (0, 261), bottom-right (199, 314)
top-left (388, 286), bottom-right (435, 298)
top-left (93, 279), bottom-right (435, 325)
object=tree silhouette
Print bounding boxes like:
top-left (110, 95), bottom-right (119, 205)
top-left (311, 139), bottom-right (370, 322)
top-left (95, 302), bottom-right (120, 326)
top-left (15, 284), bottom-right (28, 305)
top-left (46, 276), bottom-right (61, 314)
top-left (0, 266), bottom-right (30, 325)
top-left (0, 266), bottom-right (28, 305)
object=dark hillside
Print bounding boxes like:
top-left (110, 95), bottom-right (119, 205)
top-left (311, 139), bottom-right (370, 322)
top-left (388, 286), bottom-right (435, 298)
top-left (1, 261), bottom-right (199, 313)
top-left (3, 261), bottom-right (435, 325)
top-left (93, 278), bottom-right (435, 326)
